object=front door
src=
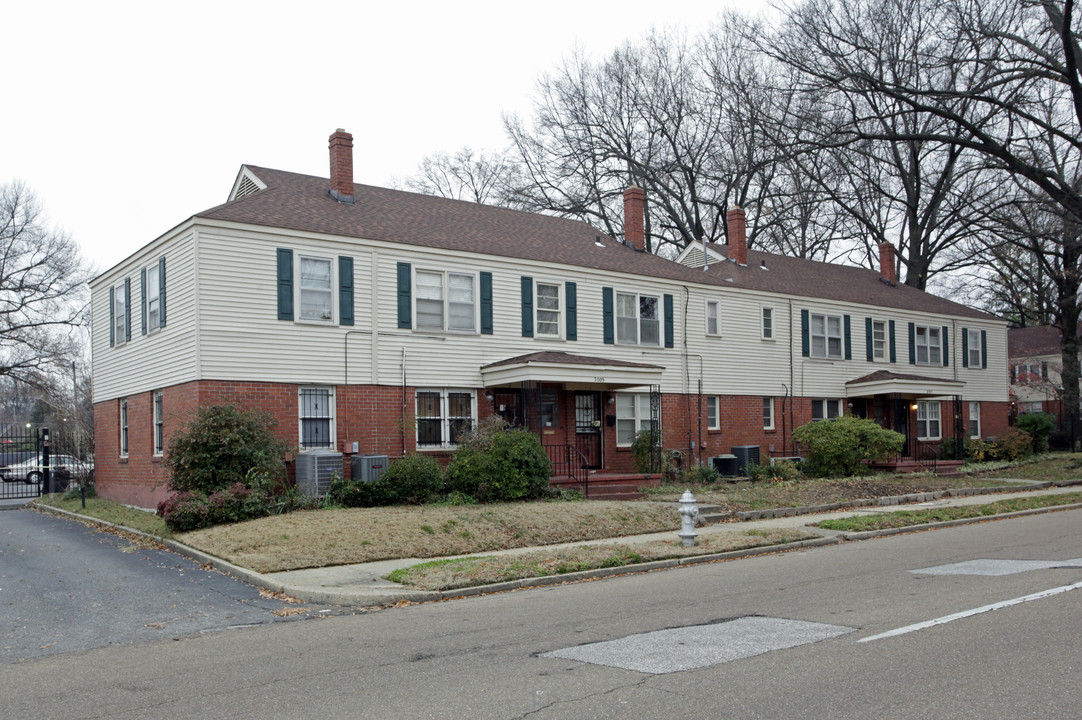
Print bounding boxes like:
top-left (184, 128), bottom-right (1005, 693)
top-left (575, 391), bottom-right (602, 469)
top-left (892, 399), bottom-right (910, 456)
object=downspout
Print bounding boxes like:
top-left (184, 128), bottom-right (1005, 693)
top-left (789, 298), bottom-right (795, 448)
top-left (401, 348), bottom-right (407, 457)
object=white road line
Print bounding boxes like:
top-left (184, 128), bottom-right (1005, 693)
top-left (859, 580), bottom-right (1082, 643)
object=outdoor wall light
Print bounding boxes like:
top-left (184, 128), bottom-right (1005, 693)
top-left (910, 403), bottom-right (919, 411)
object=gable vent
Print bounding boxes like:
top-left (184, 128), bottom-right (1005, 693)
top-left (680, 247), bottom-right (706, 268)
top-left (234, 174), bottom-right (262, 200)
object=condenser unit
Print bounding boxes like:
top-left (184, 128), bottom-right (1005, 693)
top-left (350, 454), bottom-right (388, 483)
top-left (295, 452), bottom-right (342, 497)
top-left (710, 455), bottom-right (738, 478)
top-left (730, 445), bottom-right (761, 477)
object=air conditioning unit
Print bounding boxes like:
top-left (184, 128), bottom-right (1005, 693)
top-left (730, 445), bottom-right (761, 477)
top-left (295, 452), bottom-right (342, 497)
top-left (350, 454), bottom-right (388, 483)
top-left (710, 454), bottom-right (738, 477)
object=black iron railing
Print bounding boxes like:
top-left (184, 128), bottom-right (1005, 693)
top-left (543, 443), bottom-right (590, 497)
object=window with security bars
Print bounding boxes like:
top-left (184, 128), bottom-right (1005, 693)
top-left (299, 387), bottom-right (334, 449)
top-left (416, 390), bottom-right (475, 448)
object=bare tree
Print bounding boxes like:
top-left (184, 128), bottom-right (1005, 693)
top-left (0, 181), bottom-right (90, 391)
top-left (397, 147), bottom-right (525, 206)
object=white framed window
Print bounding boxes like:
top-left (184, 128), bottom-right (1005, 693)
top-left (113, 283), bottom-right (128, 345)
top-left (812, 398), bottom-right (843, 421)
top-left (810, 313), bottom-right (843, 359)
top-left (536, 282), bottom-right (561, 338)
top-left (914, 325), bottom-right (942, 365)
top-left (616, 292), bottom-right (660, 346)
top-left (764, 397), bottom-right (775, 430)
top-left (146, 264), bottom-right (161, 331)
top-left (298, 255), bottom-right (334, 322)
top-left (152, 391), bottom-right (164, 455)
top-left (706, 396), bottom-right (719, 430)
top-left (119, 399), bottom-right (129, 457)
top-left (967, 329), bottom-right (982, 368)
top-left (1014, 362), bottom-right (1045, 385)
top-left (705, 300), bottom-right (720, 336)
top-left (616, 393), bottom-right (657, 446)
top-left (1019, 401), bottom-right (1044, 414)
top-left (917, 400), bottom-right (941, 440)
top-left (415, 270), bottom-right (476, 333)
top-left (872, 320), bottom-right (887, 360)
top-left (761, 307), bottom-right (774, 340)
top-left (416, 389), bottom-right (476, 449)
top-left (299, 387), bottom-right (336, 450)
top-left (968, 401), bottom-right (980, 439)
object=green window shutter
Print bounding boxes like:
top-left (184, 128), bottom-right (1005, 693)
top-left (800, 310), bottom-right (810, 357)
top-left (277, 249), bottom-right (294, 321)
top-left (908, 322), bottom-right (916, 364)
top-left (565, 281), bottom-right (577, 341)
top-left (942, 325), bottom-right (950, 367)
top-left (865, 317), bottom-right (873, 361)
top-left (108, 287), bottom-right (115, 347)
top-left (603, 287), bottom-right (614, 344)
top-left (339, 256), bottom-right (354, 326)
top-left (140, 268), bottom-right (147, 336)
top-left (123, 277), bottom-right (131, 342)
top-left (520, 276), bottom-right (534, 337)
top-left (664, 294), bottom-right (674, 348)
top-left (396, 262), bottom-right (411, 329)
top-left (962, 329), bottom-right (969, 368)
top-left (480, 272), bottom-right (493, 335)
top-left (981, 330), bottom-right (987, 369)
top-left (889, 320), bottom-right (897, 363)
top-left (158, 257), bottom-right (166, 327)
top-left (843, 315), bottom-right (852, 360)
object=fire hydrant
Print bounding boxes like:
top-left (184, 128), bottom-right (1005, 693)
top-left (678, 490), bottom-right (699, 547)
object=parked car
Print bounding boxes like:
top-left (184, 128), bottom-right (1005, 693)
top-left (0, 454), bottom-right (92, 484)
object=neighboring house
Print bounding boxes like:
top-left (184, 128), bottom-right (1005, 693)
top-left (90, 130), bottom-right (1010, 508)
top-left (1007, 325), bottom-right (1076, 422)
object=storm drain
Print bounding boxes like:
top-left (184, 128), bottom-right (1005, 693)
top-left (912, 558), bottom-right (1082, 576)
top-left (540, 617), bottom-right (854, 674)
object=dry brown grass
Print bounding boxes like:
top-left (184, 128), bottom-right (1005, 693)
top-left (387, 528), bottom-right (815, 590)
top-left (180, 501), bottom-right (681, 573)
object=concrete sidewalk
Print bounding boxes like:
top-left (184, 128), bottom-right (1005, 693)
top-left (156, 480), bottom-right (1082, 607)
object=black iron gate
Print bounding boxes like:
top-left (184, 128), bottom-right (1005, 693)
top-left (0, 427), bottom-right (85, 500)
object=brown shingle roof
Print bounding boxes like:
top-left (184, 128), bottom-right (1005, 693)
top-left (1007, 325), bottom-right (1070, 358)
top-left (195, 166), bottom-right (993, 320)
top-left (482, 351), bottom-right (662, 370)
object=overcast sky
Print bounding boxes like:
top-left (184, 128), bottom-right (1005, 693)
top-left (5, 0), bottom-right (767, 274)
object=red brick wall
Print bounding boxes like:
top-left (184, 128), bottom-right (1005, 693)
top-left (95, 381), bottom-right (1014, 508)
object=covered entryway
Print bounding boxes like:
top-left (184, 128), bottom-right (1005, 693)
top-left (846, 370), bottom-right (966, 474)
top-left (481, 351), bottom-right (665, 496)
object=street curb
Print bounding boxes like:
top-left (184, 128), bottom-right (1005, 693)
top-left (833, 502), bottom-right (1082, 541)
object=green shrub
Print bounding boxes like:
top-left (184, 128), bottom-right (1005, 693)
top-left (746, 459), bottom-right (802, 483)
top-left (447, 417), bottom-right (551, 502)
top-left (792, 416), bottom-right (904, 477)
top-left (166, 404), bottom-right (293, 495)
top-left (940, 436), bottom-right (998, 463)
top-left (1015, 413), bottom-right (1056, 453)
top-left (377, 453), bottom-right (445, 505)
top-left (993, 426), bottom-right (1033, 460)
top-left (156, 482), bottom-right (272, 532)
top-left (684, 462), bottom-right (721, 484)
top-left (631, 428), bottom-right (663, 473)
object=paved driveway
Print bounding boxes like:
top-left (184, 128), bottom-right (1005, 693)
top-left (1, 505), bottom-right (331, 664)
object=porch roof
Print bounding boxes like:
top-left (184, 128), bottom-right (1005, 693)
top-left (845, 370), bottom-right (965, 398)
top-left (480, 351), bottom-right (664, 390)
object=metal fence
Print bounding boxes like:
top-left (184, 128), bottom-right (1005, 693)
top-left (0, 426), bottom-right (92, 500)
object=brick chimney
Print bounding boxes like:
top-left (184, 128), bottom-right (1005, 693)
top-left (727, 206), bottom-right (747, 265)
top-left (623, 186), bottom-right (646, 251)
top-left (329, 129), bottom-right (354, 204)
top-left (879, 242), bottom-right (897, 285)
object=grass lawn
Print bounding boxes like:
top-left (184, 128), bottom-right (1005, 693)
top-left (815, 491), bottom-right (1082, 532)
top-left (36, 494), bottom-right (173, 539)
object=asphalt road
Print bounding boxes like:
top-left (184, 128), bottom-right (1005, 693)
top-left (2, 507), bottom-right (1081, 719)
top-left (0, 506), bottom-right (332, 665)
